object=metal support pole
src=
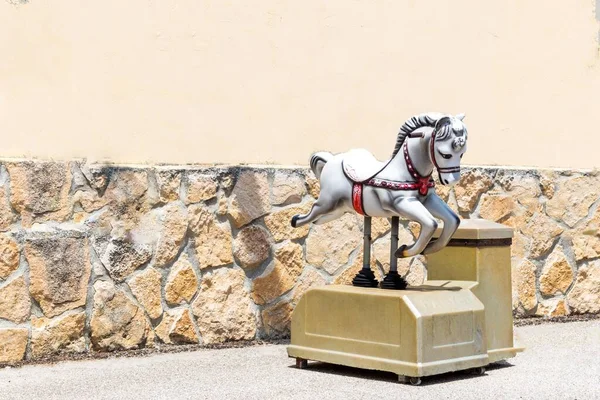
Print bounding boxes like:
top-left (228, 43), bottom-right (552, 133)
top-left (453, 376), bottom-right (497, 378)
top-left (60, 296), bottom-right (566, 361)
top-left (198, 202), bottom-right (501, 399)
top-left (389, 216), bottom-right (399, 272)
top-left (362, 216), bottom-right (372, 270)
top-left (352, 216), bottom-right (378, 287)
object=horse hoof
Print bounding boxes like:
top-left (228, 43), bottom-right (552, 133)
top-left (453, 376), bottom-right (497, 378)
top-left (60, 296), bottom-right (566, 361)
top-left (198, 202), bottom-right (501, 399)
top-left (291, 215), bottom-right (299, 228)
top-left (395, 245), bottom-right (408, 258)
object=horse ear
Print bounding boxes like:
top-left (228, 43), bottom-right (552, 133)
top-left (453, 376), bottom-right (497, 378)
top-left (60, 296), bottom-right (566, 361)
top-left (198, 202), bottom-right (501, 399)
top-left (456, 113), bottom-right (466, 121)
top-left (435, 116), bottom-right (452, 129)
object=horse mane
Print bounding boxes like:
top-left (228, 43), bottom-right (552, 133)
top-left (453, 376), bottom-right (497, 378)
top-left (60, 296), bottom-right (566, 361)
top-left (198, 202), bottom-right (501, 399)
top-left (391, 112), bottom-right (443, 158)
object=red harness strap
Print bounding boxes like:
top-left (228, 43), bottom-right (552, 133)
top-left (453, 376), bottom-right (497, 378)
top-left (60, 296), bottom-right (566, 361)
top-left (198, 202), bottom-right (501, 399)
top-left (352, 183), bottom-right (366, 215)
top-left (351, 178), bottom-right (435, 215)
top-left (366, 177), bottom-right (434, 193)
top-left (403, 141), bottom-right (435, 196)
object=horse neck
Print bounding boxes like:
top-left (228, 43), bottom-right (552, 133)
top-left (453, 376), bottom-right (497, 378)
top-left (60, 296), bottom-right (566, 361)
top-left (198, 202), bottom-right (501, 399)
top-left (403, 135), bottom-right (434, 178)
top-left (378, 135), bottom-right (433, 181)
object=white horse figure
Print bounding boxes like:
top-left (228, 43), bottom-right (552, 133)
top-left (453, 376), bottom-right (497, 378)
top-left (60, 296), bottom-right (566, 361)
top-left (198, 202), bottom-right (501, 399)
top-left (292, 113), bottom-right (468, 288)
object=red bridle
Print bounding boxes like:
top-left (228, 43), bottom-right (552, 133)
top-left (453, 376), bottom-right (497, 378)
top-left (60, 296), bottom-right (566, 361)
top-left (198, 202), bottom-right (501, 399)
top-left (428, 131), bottom-right (461, 174)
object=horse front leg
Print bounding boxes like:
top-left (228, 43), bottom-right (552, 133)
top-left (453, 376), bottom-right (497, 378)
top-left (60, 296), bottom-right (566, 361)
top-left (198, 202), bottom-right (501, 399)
top-left (392, 197), bottom-right (438, 258)
top-left (421, 193), bottom-right (460, 254)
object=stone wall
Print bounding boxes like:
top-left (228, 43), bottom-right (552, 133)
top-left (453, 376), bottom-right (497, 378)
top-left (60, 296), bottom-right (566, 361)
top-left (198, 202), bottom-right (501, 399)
top-left (0, 160), bottom-right (599, 363)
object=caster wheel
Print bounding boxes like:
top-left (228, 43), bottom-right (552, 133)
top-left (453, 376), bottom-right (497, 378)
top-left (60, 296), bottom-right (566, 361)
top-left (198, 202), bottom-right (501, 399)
top-left (471, 367), bottom-right (485, 375)
top-left (409, 377), bottom-right (422, 386)
top-left (295, 358), bottom-right (308, 369)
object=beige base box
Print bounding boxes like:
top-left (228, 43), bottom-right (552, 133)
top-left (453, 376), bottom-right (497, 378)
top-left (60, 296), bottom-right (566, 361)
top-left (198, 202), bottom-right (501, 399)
top-left (288, 283), bottom-right (489, 378)
top-left (287, 219), bottom-right (524, 382)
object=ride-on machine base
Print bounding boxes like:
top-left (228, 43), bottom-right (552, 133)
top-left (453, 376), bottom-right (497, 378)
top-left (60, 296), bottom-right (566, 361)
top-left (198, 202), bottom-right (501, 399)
top-left (287, 219), bottom-right (524, 384)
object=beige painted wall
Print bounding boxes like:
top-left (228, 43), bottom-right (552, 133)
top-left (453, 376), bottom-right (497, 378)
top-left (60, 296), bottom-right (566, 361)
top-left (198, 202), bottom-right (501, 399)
top-left (1, 1), bottom-right (599, 168)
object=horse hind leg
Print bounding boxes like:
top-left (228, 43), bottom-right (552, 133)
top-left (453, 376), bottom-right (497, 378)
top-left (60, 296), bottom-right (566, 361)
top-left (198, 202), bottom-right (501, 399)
top-left (312, 207), bottom-right (346, 225)
top-left (292, 155), bottom-right (351, 228)
top-left (291, 196), bottom-right (340, 228)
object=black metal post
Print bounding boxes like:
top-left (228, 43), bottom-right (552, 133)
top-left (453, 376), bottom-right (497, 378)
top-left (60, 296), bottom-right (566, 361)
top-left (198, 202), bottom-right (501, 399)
top-left (390, 216), bottom-right (399, 272)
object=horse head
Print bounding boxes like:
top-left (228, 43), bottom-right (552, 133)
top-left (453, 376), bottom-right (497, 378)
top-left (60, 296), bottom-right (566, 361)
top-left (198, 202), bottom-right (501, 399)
top-left (430, 113), bottom-right (468, 186)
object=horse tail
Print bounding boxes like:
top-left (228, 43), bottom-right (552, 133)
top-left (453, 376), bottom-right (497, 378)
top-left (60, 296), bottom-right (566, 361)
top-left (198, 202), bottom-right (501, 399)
top-left (309, 151), bottom-right (332, 180)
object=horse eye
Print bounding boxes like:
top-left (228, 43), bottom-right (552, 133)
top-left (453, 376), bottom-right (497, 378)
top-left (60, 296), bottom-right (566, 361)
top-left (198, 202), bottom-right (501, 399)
top-left (460, 153), bottom-right (464, 158)
top-left (438, 151), bottom-right (452, 159)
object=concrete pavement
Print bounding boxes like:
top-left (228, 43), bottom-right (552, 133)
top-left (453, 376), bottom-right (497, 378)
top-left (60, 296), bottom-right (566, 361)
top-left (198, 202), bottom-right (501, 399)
top-left (1, 320), bottom-right (599, 400)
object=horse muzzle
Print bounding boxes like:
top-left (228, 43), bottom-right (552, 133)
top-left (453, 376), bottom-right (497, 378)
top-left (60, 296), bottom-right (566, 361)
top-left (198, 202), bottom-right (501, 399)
top-left (438, 170), bottom-right (461, 186)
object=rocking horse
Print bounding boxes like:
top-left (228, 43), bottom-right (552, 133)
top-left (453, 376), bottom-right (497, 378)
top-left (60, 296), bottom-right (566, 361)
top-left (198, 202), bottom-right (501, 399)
top-left (291, 112), bottom-right (468, 289)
